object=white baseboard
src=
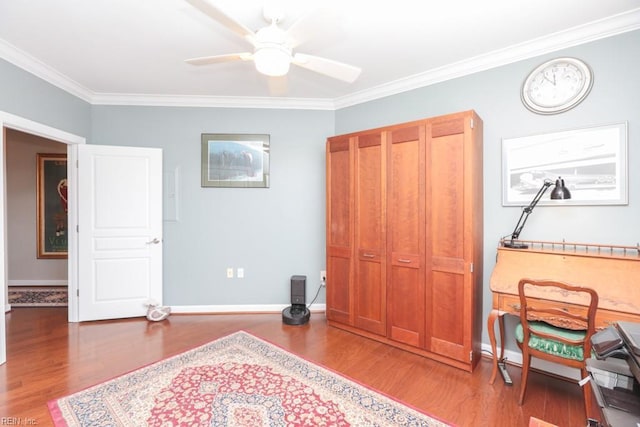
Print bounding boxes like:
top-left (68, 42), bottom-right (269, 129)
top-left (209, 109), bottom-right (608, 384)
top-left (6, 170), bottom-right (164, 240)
top-left (8, 280), bottom-right (68, 287)
top-left (171, 303), bottom-right (326, 314)
top-left (480, 342), bottom-right (581, 381)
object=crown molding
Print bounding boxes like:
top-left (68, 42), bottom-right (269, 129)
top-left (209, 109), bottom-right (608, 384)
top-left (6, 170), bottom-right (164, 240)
top-left (90, 93), bottom-right (336, 110)
top-left (0, 39), bottom-right (94, 103)
top-left (1, 8), bottom-right (638, 110)
top-left (334, 7), bottom-right (640, 109)
top-left (0, 38), bottom-right (335, 110)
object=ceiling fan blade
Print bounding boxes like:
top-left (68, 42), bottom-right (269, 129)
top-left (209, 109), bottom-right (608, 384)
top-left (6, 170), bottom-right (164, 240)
top-left (292, 53), bottom-right (361, 83)
top-left (185, 0), bottom-right (256, 45)
top-left (185, 53), bottom-right (253, 66)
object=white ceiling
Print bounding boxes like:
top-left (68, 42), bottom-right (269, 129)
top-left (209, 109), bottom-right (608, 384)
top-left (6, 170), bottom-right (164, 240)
top-left (1, 0), bottom-right (639, 109)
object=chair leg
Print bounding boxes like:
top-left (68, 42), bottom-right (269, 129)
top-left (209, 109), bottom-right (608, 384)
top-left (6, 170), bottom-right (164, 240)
top-left (519, 351), bottom-right (531, 405)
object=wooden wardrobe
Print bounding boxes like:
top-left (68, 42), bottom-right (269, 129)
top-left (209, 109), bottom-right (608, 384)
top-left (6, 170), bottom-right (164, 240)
top-left (326, 110), bottom-right (483, 372)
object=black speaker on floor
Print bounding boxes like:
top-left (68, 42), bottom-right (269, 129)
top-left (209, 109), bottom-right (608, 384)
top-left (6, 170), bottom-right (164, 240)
top-left (282, 275), bottom-right (310, 325)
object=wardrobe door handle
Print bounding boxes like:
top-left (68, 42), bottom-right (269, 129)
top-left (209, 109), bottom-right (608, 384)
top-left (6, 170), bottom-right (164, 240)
top-left (363, 253), bottom-right (375, 258)
top-left (398, 259), bottom-right (412, 263)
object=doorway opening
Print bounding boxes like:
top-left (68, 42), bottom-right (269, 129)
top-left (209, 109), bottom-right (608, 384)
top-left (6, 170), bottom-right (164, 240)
top-left (1, 111), bottom-right (85, 364)
top-left (5, 129), bottom-right (69, 311)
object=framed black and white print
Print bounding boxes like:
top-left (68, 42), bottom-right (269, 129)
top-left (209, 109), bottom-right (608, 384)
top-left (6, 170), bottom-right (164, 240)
top-left (502, 122), bottom-right (628, 206)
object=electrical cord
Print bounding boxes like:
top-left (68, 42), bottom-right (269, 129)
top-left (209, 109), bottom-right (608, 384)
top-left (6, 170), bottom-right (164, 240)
top-left (306, 281), bottom-right (325, 309)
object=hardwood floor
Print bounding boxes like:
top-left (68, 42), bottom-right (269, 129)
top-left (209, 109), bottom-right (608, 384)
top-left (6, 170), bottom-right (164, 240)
top-left (1, 308), bottom-right (585, 426)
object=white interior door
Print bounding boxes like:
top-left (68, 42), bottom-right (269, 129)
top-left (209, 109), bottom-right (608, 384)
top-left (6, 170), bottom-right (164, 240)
top-left (77, 144), bottom-right (162, 321)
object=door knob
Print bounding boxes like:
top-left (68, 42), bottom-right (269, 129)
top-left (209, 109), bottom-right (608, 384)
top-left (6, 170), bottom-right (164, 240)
top-left (146, 238), bottom-right (161, 244)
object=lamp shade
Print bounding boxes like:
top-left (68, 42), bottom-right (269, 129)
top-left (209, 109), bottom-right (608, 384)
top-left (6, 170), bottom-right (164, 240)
top-left (549, 177), bottom-right (571, 200)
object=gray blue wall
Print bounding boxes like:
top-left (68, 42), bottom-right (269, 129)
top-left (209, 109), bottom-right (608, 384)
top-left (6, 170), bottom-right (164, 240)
top-left (90, 106), bottom-right (333, 305)
top-left (0, 60), bottom-right (90, 137)
top-left (1, 29), bottom-right (638, 344)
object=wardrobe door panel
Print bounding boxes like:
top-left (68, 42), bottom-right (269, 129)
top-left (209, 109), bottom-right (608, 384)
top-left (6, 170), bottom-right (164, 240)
top-left (387, 125), bottom-right (425, 348)
top-left (354, 134), bottom-right (386, 335)
top-left (326, 137), bottom-right (353, 325)
top-left (425, 120), bottom-right (470, 362)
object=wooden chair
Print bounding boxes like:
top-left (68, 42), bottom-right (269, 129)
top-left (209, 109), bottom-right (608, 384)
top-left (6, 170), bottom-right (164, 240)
top-left (515, 278), bottom-right (598, 406)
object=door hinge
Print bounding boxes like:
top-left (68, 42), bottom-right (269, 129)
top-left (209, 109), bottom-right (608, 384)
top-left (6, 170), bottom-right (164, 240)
top-left (76, 225), bottom-right (79, 232)
top-left (76, 159), bottom-right (79, 168)
top-left (470, 118), bottom-right (474, 129)
top-left (77, 289), bottom-right (79, 297)
top-left (470, 262), bottom-right (474, 273)
top-left (470, 351), bottom-right (473, 362)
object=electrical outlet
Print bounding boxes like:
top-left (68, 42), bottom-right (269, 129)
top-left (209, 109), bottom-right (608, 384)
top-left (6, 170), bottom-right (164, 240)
top-left (226, 268), bottom-right (234, 278)
top-left (320, 270), bottom-right (326, 286)
top-left (237, 268), bottom-right (244, 278)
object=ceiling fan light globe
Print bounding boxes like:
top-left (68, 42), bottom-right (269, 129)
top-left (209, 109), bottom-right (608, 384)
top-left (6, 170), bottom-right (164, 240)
top-left (254, 46), bottom-right (291, 77)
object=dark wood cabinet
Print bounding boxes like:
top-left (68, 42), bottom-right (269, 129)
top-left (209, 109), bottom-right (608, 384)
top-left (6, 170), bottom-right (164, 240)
top-left (326, 110), bottom-right (483, 371)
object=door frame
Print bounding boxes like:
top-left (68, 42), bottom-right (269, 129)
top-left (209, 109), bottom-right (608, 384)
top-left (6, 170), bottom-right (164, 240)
top-left (0, 112), bottom-right (85, 338)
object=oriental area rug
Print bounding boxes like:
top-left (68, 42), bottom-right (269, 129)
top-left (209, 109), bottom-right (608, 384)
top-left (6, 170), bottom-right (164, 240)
top-left (8, 286), bottom-right (68, 307)
top-left (48, 331), bottom-right (451, 427)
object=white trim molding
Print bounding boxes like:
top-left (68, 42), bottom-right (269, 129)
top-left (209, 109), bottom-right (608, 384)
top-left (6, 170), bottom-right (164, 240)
top-left (90, 93), bottom-right (336, 111)
top-left (0, 39), bottom-right (93, 103)
top-left (0, 110), bottom-right (86, 328)
top-left (1, 8), bottom-right (638, 110)
top-left (171, 303), bottom-right (326, 315)
top-left (8, 280), bottom-right (68, 287)
top-left (335, 8), bottom-right (640, 109)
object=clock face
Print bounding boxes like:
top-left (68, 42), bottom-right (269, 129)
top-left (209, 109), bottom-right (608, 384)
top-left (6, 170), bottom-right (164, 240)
top-left (521, 58), bottom-right (593, 114)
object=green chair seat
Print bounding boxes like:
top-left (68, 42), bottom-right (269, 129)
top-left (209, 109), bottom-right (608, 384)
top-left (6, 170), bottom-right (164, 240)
top-left (515, 321), bottom-right (586, 361)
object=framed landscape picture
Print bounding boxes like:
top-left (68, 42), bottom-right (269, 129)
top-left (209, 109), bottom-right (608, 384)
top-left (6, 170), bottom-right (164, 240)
top-left (36, 153), bottom-right (68, 258)
top-left (201, 134), bottom-right (270, 188)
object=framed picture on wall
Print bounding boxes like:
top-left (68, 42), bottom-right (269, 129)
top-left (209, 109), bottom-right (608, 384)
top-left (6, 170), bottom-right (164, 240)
top-left (201, 133), bottom-right (270, 188)
top-left (36, 153), bottom-right (68, 258)
top-left (502, 122), bottom-right (628, 206)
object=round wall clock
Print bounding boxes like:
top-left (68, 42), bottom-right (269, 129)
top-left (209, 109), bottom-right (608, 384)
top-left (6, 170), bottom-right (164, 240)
top-left (521, 57), bottom-right (593, 114)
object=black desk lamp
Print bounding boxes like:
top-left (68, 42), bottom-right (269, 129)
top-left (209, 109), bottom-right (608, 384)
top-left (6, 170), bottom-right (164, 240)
top-left (503, 177), bottom-right (571, 249)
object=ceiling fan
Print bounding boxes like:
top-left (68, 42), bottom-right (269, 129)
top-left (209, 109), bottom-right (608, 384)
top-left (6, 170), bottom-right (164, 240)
top-left (184, 0), bottom-right (361, 83)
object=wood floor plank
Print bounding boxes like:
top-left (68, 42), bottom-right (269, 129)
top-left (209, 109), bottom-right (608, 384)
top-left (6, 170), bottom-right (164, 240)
top-left (0, 308), bottom-right (585, 426)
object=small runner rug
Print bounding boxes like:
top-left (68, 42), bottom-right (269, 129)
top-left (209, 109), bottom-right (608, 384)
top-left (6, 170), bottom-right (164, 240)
top-left (48, 331), bottom-right (451, 427)
top-left (8, 286), bottom-right (67, 307)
